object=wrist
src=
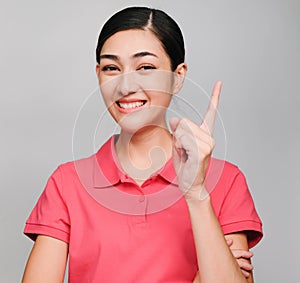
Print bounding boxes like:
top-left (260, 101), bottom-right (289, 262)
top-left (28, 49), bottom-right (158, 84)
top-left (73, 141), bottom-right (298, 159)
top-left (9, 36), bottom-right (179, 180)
top-left (183, 185), bottom-right (211, 204)
top-left (185, 191), bottom-right (212, 216)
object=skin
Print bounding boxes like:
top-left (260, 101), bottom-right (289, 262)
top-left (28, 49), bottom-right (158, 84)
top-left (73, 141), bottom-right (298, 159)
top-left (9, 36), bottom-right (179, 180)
top-left (22, 28), bottom-right (255, 282)
top-left (22, 235), bottom-right (68, 283)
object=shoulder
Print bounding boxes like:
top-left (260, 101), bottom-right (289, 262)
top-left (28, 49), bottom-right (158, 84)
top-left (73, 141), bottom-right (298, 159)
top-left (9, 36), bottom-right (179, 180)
top-left (56, 136), bottom-right (114, 176)
top-left (48, 154), bottom-right (90, 175)
top-left (207, 157), bottom-right (244, 192)
top-left (209, 157), bottom-right (241, 174)
top-left (53, 153), bottom-right (97, 186)
top-left (207, 157), bottom-right (253, 206)
top-left (57, 154), bottom-right (95, 173)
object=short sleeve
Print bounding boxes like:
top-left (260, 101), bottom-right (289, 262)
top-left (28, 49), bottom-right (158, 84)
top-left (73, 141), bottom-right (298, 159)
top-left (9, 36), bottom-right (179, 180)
top-left (218, 168), bottom-right (263, 248)
top-left (23, 166), bottom-right (70, 243)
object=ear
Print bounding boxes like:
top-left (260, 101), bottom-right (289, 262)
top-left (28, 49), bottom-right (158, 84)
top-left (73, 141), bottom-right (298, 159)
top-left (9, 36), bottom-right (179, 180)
top-left (95, 64), bottom-right (101, 82)
top-left (173, 63), bottom-right (187, 94)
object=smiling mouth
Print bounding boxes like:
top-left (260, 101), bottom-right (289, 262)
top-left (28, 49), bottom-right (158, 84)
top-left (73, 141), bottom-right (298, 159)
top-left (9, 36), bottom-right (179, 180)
top-left (116, 100), bottom-right (147, 111)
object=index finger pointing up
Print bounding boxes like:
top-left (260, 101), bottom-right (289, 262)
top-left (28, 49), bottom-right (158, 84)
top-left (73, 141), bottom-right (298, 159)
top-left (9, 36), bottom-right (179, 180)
top-left (201, 80), bottom-right (222, 135)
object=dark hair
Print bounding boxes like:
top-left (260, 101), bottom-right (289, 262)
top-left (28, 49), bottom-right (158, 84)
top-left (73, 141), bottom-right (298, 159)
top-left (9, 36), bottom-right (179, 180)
top-left (96, 6), bottom-right (185, 71)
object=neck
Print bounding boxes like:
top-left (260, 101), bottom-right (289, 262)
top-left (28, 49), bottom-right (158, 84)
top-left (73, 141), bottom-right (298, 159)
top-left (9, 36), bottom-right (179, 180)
top-left (115, 125), bottom-right (173, 183)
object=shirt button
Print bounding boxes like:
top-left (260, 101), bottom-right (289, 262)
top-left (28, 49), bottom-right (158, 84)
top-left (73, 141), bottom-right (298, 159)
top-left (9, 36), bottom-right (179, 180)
top-left (121, 174), bottom-right (129, 182)
top-left (139, 195), bottom-right (145, 202)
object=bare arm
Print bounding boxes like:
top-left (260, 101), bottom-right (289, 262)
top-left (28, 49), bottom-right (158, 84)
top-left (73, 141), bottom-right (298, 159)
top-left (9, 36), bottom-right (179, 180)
top-left (225, 234), bottom-right (254, 282)
top-left (22, 235), bottom-right (68, 283)
top-left (187, 196), bottom-right (248, 283)
top-left (193, 234), bottom-right (254, 283)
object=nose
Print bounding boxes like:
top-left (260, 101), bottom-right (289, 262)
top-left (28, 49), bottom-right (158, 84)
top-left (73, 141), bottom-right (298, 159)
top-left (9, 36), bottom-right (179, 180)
top-left (117, 71), bottom-right (139, 96)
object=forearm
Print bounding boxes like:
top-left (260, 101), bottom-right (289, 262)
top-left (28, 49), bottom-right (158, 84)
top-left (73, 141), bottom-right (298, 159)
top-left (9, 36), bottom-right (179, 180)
top-left (187, 193), bottom-right (248, 283)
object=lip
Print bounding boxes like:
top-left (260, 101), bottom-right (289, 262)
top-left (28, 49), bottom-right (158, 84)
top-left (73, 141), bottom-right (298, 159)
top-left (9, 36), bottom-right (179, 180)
top-left (115, 98), bottom-right (147, 114)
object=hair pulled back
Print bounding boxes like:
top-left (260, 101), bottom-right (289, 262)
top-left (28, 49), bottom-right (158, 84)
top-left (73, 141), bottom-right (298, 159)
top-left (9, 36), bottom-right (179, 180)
top-left (96, 7), bottom-right (185, 71)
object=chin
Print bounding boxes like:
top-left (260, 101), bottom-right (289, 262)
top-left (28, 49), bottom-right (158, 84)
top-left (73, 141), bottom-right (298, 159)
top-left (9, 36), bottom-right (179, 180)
top-left (117, 110), bottom-right (167, 135)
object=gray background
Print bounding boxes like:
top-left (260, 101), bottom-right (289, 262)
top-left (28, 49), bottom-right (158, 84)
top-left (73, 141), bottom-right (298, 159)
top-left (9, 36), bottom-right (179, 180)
top-left (1, 0), bottom-right (299, 282)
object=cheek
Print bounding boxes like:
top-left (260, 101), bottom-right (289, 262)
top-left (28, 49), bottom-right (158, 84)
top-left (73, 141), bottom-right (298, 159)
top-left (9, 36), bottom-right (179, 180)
top-left (139, 71), bottom-right (175, 94)
top-left (99, 79), bottom-right (118, 107)
top-left (147, 91), bottom-right (173, 107)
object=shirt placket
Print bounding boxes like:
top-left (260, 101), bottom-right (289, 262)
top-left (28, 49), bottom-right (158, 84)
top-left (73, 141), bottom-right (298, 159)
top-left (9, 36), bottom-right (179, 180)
top-left (120, 174), bottom-right (148, 224)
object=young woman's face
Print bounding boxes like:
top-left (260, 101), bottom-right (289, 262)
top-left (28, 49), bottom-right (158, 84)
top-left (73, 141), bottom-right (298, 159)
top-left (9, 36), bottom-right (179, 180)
top-left (96, 29), bottom-right (185, 133)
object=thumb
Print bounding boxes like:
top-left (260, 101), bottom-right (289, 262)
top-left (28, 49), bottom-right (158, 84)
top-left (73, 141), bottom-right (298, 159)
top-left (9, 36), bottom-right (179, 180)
top-left (169, 117), bottom-right (181, 132)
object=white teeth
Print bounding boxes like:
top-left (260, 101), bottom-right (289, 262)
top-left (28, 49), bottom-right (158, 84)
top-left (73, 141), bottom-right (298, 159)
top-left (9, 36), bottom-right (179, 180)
top-left (118, 101), bottom-right (144, 109)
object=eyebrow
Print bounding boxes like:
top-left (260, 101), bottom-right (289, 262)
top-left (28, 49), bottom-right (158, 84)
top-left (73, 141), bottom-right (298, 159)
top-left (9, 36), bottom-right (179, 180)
top-left (99, 51), bottom-right (158, 61)
top-left (133, 51), bottom-right (158, 59)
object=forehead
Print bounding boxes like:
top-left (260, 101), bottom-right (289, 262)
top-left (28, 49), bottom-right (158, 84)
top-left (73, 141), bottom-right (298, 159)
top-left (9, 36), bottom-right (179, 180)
top-left (100, 29), bottom-right (168, 58)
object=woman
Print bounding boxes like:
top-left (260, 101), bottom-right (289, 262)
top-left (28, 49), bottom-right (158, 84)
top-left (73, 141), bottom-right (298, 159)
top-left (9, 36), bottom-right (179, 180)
top-left (22, 6), bottom-right (262, 283)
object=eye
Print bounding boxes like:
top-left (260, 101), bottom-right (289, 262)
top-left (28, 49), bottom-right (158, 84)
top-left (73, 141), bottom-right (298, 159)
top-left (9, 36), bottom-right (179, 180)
top-left (101, 65), bottom-right (120, 72)
top-left (137, 65), bottom-right (156, 72)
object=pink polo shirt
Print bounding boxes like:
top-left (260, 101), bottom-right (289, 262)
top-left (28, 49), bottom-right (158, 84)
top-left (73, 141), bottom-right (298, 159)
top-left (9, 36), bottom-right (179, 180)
top-left (24, 135), bottom-right (263, 283)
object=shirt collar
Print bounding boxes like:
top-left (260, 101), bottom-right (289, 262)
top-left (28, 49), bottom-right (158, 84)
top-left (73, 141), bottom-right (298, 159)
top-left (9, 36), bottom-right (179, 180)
top-left (93, 135), bottom-right (121, 188)
top-left (156, 157), bottom-right (178, 185)
top-left (93, 135), bottom-right (178, 188)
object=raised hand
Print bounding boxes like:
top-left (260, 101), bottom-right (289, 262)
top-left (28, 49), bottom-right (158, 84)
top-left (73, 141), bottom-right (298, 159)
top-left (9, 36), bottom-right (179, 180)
top-left (169, 81), bottom-right (222, 200)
